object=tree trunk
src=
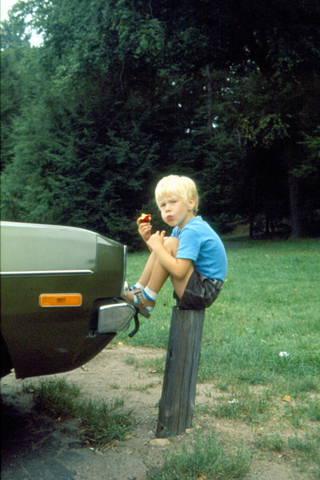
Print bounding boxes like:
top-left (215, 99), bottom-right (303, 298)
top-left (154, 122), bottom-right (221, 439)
top-left (206, 64), bottom-right (213, 136)
top-left (284, 145), bottom-right (303, 238)
top-left (288, 171), bottom-right (302, 238)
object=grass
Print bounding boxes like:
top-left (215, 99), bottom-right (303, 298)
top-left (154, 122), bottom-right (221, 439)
top-left (76, 397), bottom-right (132, 448)
top-left (23, 377), bottom-right (81, 420)
top-left (120, 238), bottom-right (320, 393)
top-left (127, 381), bottom-right (160, 392)
top-left (146, 430), bottom-right (252, 480)
top-left (254, 430), bottom-right (320, 477)
top-left (119, 237), bottom-right (320, 477)
top-left (22, 377), bottom-right (133, 449)
top-left (197, 387), bottom-right (276, 424)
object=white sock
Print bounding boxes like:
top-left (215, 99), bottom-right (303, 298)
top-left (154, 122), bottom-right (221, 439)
top-left (134, 282), bottom-right (144, 290)
top-left (144, 286), bottom-right (158, 301)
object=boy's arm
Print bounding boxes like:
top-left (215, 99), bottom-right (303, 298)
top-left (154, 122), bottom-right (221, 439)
top-left (148, 231), bottom-right (192, 280)
top-left (137, 217), bottom-right (152, 250)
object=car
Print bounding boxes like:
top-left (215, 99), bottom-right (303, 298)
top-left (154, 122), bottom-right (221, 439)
top-left (0, 221), bottom-right (138, 379)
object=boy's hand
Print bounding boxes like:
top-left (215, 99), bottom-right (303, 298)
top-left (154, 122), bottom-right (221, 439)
top-left (147, 230), bottom-right (166, 252)
top-left (137, 216), bottom-right (152, 243)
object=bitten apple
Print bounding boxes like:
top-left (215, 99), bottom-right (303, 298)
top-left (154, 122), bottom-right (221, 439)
top-left (140, 213), bottom-right (151, 223)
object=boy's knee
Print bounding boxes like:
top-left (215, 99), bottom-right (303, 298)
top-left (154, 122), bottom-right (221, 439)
top-left (164, 236), bottom-right (179, 256)
top-left (164, 236), bottom-right (179, 247)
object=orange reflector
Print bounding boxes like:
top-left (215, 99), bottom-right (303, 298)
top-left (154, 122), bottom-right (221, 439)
top-left (39, 293), bottom-right (82, 307)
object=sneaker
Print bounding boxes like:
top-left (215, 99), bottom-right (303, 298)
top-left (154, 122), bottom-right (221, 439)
top-left (122, 289), bottom-right (155, 317)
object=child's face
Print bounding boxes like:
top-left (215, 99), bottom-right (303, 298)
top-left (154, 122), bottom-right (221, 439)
top-left (158, 195), bottom-right (195, 230)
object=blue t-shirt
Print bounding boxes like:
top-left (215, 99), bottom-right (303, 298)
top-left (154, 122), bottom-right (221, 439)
top-left (171, 216), bottom-right (228, 282)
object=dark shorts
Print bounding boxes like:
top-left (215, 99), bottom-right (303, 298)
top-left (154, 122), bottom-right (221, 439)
top-left (173, 270), bottom-right (223, 310)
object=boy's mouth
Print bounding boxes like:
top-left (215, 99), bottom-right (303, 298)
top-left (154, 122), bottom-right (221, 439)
top-left (167, 215), bottom-right (174, 221)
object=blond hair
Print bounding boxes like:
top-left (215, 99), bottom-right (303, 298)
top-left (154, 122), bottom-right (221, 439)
top-left (155, 175), bottom-right (199, 214)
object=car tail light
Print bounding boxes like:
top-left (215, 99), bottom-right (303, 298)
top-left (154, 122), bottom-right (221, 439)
top-left (39, 293), bottom-right (82, 307)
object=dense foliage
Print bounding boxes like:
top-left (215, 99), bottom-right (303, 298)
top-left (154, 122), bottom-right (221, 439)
top-left (1, 0), bottom-right (320, 246)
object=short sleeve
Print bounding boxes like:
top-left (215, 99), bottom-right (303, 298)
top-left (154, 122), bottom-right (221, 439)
top-left (176, 225), bottom-right (202, 261)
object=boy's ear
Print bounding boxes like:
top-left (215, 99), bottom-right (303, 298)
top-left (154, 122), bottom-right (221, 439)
top-left (188, 197), bottom-right (196, 211)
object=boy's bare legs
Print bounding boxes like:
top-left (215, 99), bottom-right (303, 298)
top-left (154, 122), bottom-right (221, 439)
top-left (146, 237), bottom-right (194, 298)
top-left (137, 236), bottom-right (176, 288)
top-left (136, 251), bottom-right (158, 288)
top-left (124, 237), bottom-right (193, 313)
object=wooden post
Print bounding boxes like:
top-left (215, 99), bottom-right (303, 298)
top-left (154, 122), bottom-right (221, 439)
top-left (155, 307), bottom-right (205, 438)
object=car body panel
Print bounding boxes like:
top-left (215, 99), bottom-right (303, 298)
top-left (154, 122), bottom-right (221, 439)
top-left (0, 221), bottom-right (135, 379)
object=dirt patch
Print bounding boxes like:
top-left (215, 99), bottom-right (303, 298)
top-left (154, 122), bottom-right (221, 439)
top-left (0, 344), bottom-right (315, 480)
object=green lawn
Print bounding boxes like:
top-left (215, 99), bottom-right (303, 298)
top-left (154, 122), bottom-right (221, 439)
top-left (118, 238), bottom-right (320, 478)
top-left (121, 238), bottom-right (320, 394)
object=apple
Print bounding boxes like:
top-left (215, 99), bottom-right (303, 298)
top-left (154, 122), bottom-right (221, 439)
top-left (140, 213), bottom-right (151, 223)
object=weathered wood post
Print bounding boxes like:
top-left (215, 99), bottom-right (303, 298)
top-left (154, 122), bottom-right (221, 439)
top-left (155, 306), bottom-right (205, 438)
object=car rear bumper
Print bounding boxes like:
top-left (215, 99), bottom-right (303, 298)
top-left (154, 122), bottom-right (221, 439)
top-left (97, 302), bottom-right (136, 333)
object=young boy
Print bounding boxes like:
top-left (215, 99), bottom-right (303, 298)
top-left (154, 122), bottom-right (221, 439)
top-left (123, 175), bottom-right (227, 316)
